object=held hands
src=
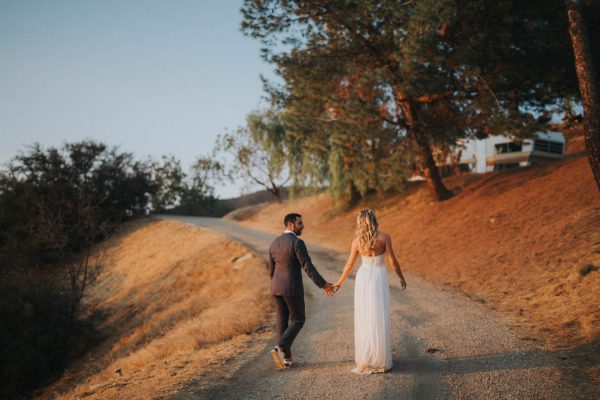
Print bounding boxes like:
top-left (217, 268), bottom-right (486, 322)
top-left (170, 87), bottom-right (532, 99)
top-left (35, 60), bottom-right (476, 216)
top-left (323, 282), bottom-right (341, 297)
top-left (332, 281), bottom-right (342, 293)
top-left (325, 279), bottom-right (405, 295)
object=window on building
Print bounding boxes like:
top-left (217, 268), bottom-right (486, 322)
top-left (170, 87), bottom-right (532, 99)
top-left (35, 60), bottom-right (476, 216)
top-left (534, 139), bottom-right (563, 154)
top-left (493, 163), bottom-right (520, 171)
top-left (458, 164), bottom-right (472, 172)
top-left (495, 142), bottom-right (522, 154)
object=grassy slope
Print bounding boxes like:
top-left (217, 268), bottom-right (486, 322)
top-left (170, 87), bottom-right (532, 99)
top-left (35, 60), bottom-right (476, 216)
top-left (232, 154), bottom-right (600, 350)
top-left (38, 219), bottom-right (271, 400)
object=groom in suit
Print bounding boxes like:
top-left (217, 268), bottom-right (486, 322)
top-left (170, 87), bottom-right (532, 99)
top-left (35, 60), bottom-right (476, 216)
top-left (268, 213), bottom-right (335, 369)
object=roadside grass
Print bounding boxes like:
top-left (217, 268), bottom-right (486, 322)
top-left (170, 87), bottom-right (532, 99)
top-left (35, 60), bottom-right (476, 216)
top-left (38, 219), bottom-right (271, 400)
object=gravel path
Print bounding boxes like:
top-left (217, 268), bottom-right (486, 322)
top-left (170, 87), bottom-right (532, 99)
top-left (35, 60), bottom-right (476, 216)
top-left (160, 216), bottom-right (598, 400)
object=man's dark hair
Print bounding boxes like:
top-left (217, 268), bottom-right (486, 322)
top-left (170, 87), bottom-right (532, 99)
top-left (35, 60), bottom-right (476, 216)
top-left (284, 213), bottom-right (302, 226)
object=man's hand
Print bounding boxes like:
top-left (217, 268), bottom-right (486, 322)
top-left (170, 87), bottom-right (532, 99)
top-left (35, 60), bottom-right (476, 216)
top-left (323, 282), bottom-right (336, 297)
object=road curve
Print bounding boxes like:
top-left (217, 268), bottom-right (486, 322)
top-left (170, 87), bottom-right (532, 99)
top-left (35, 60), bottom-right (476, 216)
top-left (158, 215), bottom-right (597, 400)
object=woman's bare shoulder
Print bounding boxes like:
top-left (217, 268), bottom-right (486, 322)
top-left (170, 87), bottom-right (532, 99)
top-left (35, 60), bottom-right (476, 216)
top-left (377, 231), bottom-right (391, 241)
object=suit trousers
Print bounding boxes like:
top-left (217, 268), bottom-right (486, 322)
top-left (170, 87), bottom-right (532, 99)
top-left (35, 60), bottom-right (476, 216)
top-left (273, 295), bottom-right (306, 359)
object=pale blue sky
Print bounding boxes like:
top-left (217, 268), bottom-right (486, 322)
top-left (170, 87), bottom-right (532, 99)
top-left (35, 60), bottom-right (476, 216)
top-left (0, 0), bottom-right (275, 198)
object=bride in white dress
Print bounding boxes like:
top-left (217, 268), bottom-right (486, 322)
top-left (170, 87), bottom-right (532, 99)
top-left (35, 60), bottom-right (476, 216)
top-left (334, 209), bottom-right (407, 374)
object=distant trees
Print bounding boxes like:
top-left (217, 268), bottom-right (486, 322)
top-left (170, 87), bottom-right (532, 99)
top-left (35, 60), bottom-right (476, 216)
top-left (172, 155), bottom-right (227, 215)
top-left (147, 155), bottom-right (186, 212)
top-left (565, 0), bottom-right (600, 191)
top-left (144, 153), bottom-right (226, 216)
top-left (241, 0), bottom-right (581, 201)
top-left (217, 109), bottom-right (290, 202)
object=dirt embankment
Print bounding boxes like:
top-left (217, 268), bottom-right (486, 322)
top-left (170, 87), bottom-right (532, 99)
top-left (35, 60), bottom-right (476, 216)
top-left (230, 154), bottom-right (600, 351)
top-left (38, 219), bottom-right (270, 400)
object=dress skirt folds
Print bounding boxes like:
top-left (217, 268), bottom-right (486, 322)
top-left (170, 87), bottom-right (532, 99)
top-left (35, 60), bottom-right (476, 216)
top-left (352, 254), bottom-right (393, 374)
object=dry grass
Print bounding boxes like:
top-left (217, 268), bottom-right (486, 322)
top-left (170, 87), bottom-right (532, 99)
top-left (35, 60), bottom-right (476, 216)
top-left (38, 219), bottom-right (270, 400)
top-left (235, 155), bottom-right (600, 351)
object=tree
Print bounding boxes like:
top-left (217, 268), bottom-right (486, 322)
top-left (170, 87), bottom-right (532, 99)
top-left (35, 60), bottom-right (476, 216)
top-left (0, 141), bottom-right (154, 300)
top-left (217, 109), bottom-right (290, 202)
top-left (147, 155), bottom-right (186, 212)
top-left (242, 0), bottom-right (577, 201)
top-left (0, 141), bottom-right (156, 397)
top-left (175, 156), bottom-right (226, 216)
top-left (188, 156), bottom-right (224, 197)
top-left (565, 0), bottom-right (600, 191)
top-left (276, 81), bottom-right (414, 205)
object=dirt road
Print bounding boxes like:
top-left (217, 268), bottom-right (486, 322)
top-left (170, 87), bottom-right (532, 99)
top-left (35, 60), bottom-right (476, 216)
top-left (159, 215), bottom-right (597, 399)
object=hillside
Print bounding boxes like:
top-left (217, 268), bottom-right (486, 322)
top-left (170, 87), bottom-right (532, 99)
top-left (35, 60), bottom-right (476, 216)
top-left (217, 187), bottom-right (289, 211)
top-left (37, 220), bottom-right (270, 400)
top-left (229, 153), bottom-right (600, 354)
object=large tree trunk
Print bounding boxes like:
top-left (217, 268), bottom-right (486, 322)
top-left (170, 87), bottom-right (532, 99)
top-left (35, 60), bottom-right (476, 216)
top-left (413, 133), bottom-right (454, 201)
top-left (370, 133), bottom-right (383, 196)
top-left (269, 184), bottom-right (282, 203)
top-left (343, 145), bottom-right (361, 207)
top-left (566, 0), bottom-right (600, 191)
top-left (399, 101), bottom-right (453, 201)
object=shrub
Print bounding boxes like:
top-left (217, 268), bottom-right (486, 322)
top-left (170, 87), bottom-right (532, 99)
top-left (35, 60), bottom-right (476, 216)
top-left (0, 141), bottom-right (154, 397)
top-left (578, 263), bottom-right (598, 277)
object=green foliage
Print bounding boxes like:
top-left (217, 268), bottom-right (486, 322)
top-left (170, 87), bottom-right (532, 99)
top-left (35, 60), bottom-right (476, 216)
top-left (0, 141), bottom-right (153, 268)
top-left (241, 0), bottom-right (581, 201)
top-left (216, 109), bottom-right (290, 201)
top-left (0, 140), bottom-right (155, 398)
top-left (0, 269), bottom-right (89, 399)
top-left (147, 155), bottom-right (186, 212)
top-left (168, 155), bottom-right (227, 216)
top-left (188, 156), bottom-right (224, 199)
top-left (144, 153), bottom-right (226, 216)
top-left (0, 141), bottom-right (226, 395)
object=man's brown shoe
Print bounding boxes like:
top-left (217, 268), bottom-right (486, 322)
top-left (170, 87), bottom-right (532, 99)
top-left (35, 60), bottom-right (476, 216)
top-left (270, 346), bottom-right (285, 369)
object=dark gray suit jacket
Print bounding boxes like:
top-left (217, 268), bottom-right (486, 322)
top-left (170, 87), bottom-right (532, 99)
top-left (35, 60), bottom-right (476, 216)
top-left (268, 232), bottom-right (327, 297)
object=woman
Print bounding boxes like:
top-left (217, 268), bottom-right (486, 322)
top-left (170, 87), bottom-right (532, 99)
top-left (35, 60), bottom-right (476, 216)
top-left (333, 209), bottom-right (407, 374)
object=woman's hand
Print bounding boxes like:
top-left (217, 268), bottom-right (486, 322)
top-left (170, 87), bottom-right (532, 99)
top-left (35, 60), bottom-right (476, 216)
top-left (399, 277), bottom-right (407, 290)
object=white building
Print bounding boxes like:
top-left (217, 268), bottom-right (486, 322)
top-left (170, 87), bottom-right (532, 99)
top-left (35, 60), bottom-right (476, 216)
top-left (452, 131), bottom-right (566, 173)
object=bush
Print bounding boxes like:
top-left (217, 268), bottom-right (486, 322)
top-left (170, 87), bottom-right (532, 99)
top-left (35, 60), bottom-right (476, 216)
top-left (0, 269), bottom-right (88, 399)
top-left (0, 141), bottom-right (155, 397)
top-left (578, 263), bottom-right (598, 277)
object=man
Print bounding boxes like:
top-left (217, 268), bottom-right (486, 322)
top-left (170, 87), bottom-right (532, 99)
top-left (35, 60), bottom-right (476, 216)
top-left (268, 213), bottom-right (335, 369)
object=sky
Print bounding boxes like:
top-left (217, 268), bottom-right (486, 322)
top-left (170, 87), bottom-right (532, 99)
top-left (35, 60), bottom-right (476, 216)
top-left (0, 0), bottom-right (276, 198)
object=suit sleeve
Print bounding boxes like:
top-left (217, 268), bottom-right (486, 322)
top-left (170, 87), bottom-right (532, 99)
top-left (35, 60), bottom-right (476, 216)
top-left (294, 239), bottom-right (327, 288)
top-left (268, 248), bottom-right (275, 279)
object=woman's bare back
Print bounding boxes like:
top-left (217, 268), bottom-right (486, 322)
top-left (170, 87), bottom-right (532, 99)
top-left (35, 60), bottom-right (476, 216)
top-left (356, 231), bottom-right (388, 257)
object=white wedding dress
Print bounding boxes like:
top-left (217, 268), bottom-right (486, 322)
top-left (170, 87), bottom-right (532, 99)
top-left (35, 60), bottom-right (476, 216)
top-left (352, 252), bottom-right (393, 374)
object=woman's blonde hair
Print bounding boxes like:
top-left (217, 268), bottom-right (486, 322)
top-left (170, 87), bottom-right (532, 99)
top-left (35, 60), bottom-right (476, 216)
top-left (356, 209), bottom-right (379, 250)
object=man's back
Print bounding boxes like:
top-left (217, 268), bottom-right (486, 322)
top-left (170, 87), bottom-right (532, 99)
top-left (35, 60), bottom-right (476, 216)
top-left (268, 233), bottom-right (326, 297)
